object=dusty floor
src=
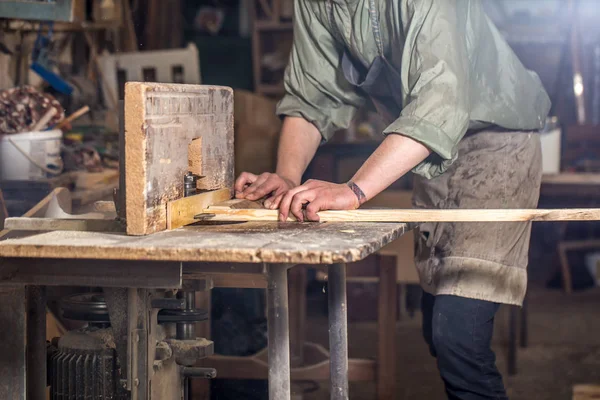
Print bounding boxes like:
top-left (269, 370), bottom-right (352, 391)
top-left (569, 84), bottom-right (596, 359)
top-left (304, 285), bottom-right (600, 400)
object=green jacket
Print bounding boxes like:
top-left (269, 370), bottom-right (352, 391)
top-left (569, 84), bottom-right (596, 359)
top-left (275, 0), bottom-right (551, 178)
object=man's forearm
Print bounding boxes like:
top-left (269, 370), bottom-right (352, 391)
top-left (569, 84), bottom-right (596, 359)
top-left (275, 116), bottom-right (322, 185)
top-left (350, 134), bottom-right (431, 203)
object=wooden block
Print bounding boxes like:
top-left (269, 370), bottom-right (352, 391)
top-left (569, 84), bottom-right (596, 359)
top-left (124, 82), bottom-right (234, 235)
top-left (573, 384), bottom-right (600, 400)
top-left (188, 137), bottom-right (203, 176)
top-left (166, 188), bottom-right (231, 230)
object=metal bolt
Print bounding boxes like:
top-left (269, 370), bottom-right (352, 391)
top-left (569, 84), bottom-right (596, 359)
top-left (134, 378), bottom-right (139, 387)
top-left (136, 334), bottom-right (140, 343)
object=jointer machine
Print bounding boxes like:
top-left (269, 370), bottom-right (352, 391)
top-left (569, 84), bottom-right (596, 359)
top-left (2, 82), bottom-right (600, 400)
top-left (0, 82), bottom-right (410, 400)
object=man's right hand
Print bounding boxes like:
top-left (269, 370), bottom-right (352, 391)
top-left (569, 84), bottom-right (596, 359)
top-left (234, 172), bottom-right (297, 209)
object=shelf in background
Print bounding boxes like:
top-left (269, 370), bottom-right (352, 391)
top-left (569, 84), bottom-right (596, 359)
top-left (254, 21), bottom-right (293, 31)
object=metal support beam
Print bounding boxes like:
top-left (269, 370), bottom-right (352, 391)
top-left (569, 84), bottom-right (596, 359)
top-left (26, 286), bottom-right (47, 400)
top-left (0, 258), bottom-right (182, 288)
top-left (0, 287), bottom-right (26, 400)
top-left (328, 264), bottom-right (349, 400)
top-left (267, 263), bottom-right (291, 400)
top-left (128, 288), bottom-right (150, 399)
top-left (508, 306), bottom-right (518, 376)
top-left (520, 296), bottom-right (528, 348)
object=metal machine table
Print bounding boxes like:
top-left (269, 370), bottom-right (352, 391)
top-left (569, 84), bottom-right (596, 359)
top-left (0, 220), bottom-right (407, 400)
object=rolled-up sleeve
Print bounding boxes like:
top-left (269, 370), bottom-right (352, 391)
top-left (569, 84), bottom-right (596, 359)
top-left (384, 0), bottom-right (471, 178)
top-left (276, 1), bottom-right (364, 141)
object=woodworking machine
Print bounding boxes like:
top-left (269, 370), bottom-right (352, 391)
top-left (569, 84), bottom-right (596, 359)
top-left (3, 83), bottom-right (239, 400)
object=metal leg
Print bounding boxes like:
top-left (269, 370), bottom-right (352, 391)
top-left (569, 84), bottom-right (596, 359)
top-left (267, 264), bottom-right (291, 400)
top-left (26, 286), bottom-right (47, 400)
top-left (507, 306), bottom-right (518, 376)
top-left (0, 287), bottom-right (26, 400)
top-left (520, 296), bottom-right (528, 348)
top-left (377, 255), bottom-right (397, 400)
top-left (328, 263), bottom-right (349, 400)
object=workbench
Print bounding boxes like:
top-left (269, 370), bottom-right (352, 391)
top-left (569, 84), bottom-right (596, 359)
top-left (0, 220), bottom-right (407, 400)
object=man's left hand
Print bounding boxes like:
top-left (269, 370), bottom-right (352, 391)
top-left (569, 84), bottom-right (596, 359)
top-left (278, 179), bottom-right (359, 222)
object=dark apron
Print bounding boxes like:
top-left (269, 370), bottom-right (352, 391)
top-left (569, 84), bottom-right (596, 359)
top-left (341, 52), bottom-right (402, 125)
top-left (329, 0), bottom-right (403, 124)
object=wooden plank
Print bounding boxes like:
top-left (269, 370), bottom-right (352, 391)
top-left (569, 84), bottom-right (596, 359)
top-left (202, 207), bottom-right (600, 223)
top-left (124, 82), bottom-right (234, 236)
top-left (206, 344), bottom-right (376, 381)
top-left (166, 189), bottom-right (231, 230)
top-left (4, 217), bottom-right (124, 233)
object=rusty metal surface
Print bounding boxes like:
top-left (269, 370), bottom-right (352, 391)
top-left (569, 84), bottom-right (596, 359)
top-left (26, 286), bottom-right (47, 400)
top-left (104, 288), bottom-right (130, 388)
top-left (166, 338), bottom-right (214, 367)
top-left (0, 287), bottom-right (26, 400)
top-left (267, 264), bottom-right (292, 400)
top-left (328, 264), bottom-right (349, 400)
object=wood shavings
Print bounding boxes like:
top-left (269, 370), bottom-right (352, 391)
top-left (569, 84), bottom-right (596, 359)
top-left (0, 86), bottom-right (65, 134)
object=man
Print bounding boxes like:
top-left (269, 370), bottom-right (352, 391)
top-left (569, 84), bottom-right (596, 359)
top-left (236, 0), bottom-right (550, 398)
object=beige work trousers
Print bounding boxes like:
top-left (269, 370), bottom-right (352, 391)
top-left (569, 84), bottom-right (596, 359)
top-left (413, 129), bottom-right (543, 306)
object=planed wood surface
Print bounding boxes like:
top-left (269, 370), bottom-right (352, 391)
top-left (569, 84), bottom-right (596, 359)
top-left (0, 221), bottom-right (408, 264)
top-left (166, 189), bottom-right (231, 230)
top-left (4, 218), bottom-right (124, 233)
top-left (202, 207), bottom-right (600, 222)
top-left (124, 82), bottom-right (234, 236)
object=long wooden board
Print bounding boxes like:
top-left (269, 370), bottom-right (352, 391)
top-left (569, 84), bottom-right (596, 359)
top-left (124, 82), bottom-right (234, 236)
top-left (201, 207), bottom-right (600, 222)
top-left (166, 189), bottom-right (231, 230)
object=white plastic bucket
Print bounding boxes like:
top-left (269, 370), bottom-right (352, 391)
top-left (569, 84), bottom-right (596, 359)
top-left (0, 130), bottom-right (63, 180)
top-left (540, 117), bottom-right (561, 174)
top-left (584, 252), bottom-right (600, 286)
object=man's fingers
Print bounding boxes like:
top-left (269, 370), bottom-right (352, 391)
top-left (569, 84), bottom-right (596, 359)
top-left (305, 201), bottom-right (323, 222)
top-left (245, 179), bottom-right (281, 201)
top-left (264, 193), bottom-right (284, 209)
top-left (234, 172), bottom-right (258, 195)
top-left (290, 190), bottom-right (316, 222)
top-left (241, 174), bottom-right (269, 197)
top-left (279, 186), bottom-right (307, 221)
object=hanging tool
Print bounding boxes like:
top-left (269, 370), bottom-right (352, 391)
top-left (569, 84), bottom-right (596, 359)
top-left (30, 21), bottom-right (73, 95)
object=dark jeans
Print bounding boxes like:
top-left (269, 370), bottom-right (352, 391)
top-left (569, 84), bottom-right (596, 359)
top-left (421, 293), bottom-right (508, 400)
